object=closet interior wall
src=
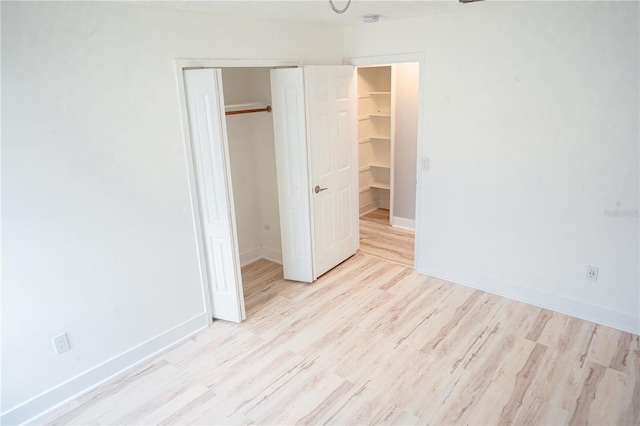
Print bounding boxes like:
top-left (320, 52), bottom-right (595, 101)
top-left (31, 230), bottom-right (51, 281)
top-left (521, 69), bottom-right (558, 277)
top-left (393, 62), bottom-right (419, 227)
top-left (222, 68), bottom-right (283, 266)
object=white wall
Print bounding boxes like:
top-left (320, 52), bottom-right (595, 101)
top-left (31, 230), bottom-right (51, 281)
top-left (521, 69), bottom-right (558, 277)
top-left (1, 1), bottom-right (342, 423)
top-left (393, 62), bottom-right (419, 224)
top-left (344, 1), bottom-right (639, 333)
top-left (222, 68), bottom-right (282, 265)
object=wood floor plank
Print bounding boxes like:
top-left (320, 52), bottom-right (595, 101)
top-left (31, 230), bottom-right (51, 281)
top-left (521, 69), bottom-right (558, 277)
top-left (359, 209), bottom-right (414, 267)
top-left (33, 212), bottom-right (639, 426)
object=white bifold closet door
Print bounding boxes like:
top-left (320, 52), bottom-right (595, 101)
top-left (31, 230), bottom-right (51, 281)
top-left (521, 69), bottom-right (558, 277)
top-left (271, 66), bottom-right (359, 282)
top-left (183, 68), bottom-right (244, 322)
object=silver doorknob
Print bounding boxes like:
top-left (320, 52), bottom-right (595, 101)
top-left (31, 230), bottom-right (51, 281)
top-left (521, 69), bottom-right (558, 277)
top-left (314, 185), bottom-right (328, 193)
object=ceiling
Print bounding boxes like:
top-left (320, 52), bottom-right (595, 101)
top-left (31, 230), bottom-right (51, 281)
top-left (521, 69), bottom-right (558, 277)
top-left (143, 0), bottom-right (493, 28)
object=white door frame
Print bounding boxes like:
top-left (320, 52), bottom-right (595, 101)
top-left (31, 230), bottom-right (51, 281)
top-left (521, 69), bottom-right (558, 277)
top-left (344, 53), bottom-right (425, 269)
top-left (175, 58), bottom-right (303, 324)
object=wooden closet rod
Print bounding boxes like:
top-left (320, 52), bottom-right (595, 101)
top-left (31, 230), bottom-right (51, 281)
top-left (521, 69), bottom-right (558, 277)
top-left (225, 105), bottom-right (272, 116)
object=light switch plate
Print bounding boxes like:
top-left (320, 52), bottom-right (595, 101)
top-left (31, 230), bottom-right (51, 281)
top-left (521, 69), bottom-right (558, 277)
top-left (422, 157), bottom-right (430, 171)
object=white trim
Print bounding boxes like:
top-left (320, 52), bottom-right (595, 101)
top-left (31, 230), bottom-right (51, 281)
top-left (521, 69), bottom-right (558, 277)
top-left (175, 58), bottom-right (302, 69)
top-left (4, 313), bottom-right (209, 426)
top-left (345, 53), bottom-right (425, 67)
top-left (392, 216), bottom-right (415, 231)
top-left (344, 53), bottom-right (425, 271)
top-left (359, 199), bottom-right (379, 217)
top-left (240, 247), bottom-right (263, 267)
top-left (416, 260), bottom-right (640, 335)
top-left (262, 246), bottom-right (283, 265)
top-left (239, 247), bottom-right (283, 267)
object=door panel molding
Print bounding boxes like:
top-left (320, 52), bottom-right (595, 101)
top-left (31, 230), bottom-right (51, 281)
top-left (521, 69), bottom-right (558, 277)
top-left (305, 66), bottom-right (359, 278)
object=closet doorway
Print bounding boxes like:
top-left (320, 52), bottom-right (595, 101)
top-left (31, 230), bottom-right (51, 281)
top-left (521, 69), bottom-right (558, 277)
top-left (354, 60), bottom-right (421, 267)
top-left (177, 59), bottom-right (299, 324)
top-left (178, 61), bottom-right (360, 323)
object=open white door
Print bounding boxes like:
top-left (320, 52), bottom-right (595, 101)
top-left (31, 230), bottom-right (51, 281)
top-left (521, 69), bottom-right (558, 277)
top-left (183, 68), bottom-right (245, 322)
top-left (305, 66), bottom-right (359, 277)
top-left (271, 66), bottom-right (358, 282)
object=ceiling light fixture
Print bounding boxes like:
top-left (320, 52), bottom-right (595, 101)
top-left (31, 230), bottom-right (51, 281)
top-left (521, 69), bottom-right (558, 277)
top-left (329, 0), bottom-right (352, 15)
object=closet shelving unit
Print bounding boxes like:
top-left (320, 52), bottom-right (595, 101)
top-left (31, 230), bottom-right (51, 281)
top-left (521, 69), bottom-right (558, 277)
top-left (357, 66), bottom-right (393, 219)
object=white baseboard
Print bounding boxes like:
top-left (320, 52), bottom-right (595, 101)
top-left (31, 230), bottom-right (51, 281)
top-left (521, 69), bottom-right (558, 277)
top-left (261, 246), bottom-right (283, 265)
top-left (3, 313), bottom-right (209, 426)
top-left (359, 201), bottom-right (393, 217)
top-left (240, 247), bottom-right (282, 267)
top-left (392, 216), bottom-right (415, 231)
top-left (416, 260), bottom-right (640, 335)
top-left (240, 247), bottom-right (263, 267)
top-left (359, 200), bottom-right (379, 217)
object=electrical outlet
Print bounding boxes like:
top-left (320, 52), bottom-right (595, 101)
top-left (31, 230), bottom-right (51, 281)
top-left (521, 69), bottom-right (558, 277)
top-left (53, 333), bottom-right (70, 354)
top-left (586, 266), bottom-right (599, 281)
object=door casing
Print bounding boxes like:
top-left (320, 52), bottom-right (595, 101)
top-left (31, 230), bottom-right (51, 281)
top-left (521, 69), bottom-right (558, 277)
top-left (344, 53), bottom-right (425, 268)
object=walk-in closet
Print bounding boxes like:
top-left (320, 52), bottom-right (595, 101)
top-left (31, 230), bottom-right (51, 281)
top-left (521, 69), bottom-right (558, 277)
top-left (357, 63), bottom-right (419, 229)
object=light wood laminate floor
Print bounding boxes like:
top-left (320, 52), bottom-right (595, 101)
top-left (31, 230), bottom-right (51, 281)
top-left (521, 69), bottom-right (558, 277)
top-left (359, 209), bottom-right (414, 267)
top-left (36, 221), bottom-right (638, 425)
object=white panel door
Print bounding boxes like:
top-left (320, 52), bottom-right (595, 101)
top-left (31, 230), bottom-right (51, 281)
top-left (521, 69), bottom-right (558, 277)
top-left (183, 68), bottom-right (245, 322)
top-left (270, 68), bottom-right (314, 282)
top-left (304, 66), bottom-right (359, 278)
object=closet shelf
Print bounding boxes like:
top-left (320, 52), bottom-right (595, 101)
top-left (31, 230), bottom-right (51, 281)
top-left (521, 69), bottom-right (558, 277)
top-left (370, 182), bottom-right (391, 190)
top-left (369, 162), bottom-right (390, 169)
top-left (360, 92), bottom-right (391, 99)
top-left (359, 162), bottom-right (390, 173)
top-left (369, 113), bottom-right (391, 118)
top-left (359, 136), bottom-right (390, 143)
top-left (358, 115), bottom-right (370, 121)
top-left (360, 182), bottom-right (391, 192)
top-left (368, 135), bottom-right (391, 142)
